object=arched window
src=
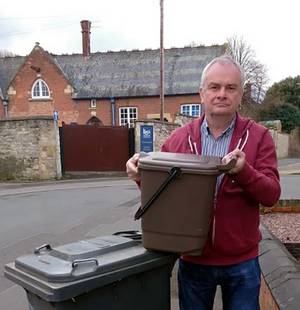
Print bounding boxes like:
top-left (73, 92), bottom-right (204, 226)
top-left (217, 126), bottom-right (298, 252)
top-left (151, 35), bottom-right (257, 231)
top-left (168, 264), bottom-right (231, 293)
top-left (31, 78), bottom-right (50, 99)
top-left (86, 116), bottom-right (103, 125)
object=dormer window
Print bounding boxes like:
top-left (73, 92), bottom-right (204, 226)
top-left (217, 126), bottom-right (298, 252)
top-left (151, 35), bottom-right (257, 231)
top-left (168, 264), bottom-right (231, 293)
top-left (31, 78), bottom-right (50, 99)
top-left (90, 99), bottom-right (97, 108)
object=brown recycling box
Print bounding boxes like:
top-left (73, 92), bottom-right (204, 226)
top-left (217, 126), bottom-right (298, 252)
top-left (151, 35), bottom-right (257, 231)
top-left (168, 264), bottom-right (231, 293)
top-left (136, 152), bottom-right (236, 255)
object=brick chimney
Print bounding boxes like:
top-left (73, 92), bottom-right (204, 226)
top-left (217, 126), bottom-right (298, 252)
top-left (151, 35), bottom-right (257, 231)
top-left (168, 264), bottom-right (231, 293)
top-left (81, 20), bottom-right (91, 57)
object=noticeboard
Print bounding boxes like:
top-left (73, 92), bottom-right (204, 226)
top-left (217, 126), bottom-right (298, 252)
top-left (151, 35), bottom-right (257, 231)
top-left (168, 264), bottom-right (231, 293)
top-left (140, 125), bottom-right (153, 152)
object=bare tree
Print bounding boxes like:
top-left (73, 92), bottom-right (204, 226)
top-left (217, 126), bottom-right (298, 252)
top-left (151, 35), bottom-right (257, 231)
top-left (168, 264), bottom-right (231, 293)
top-left (251, 63), bottom-right (269, 103)
top-left (0, 49), bottom-right (17, 58)
top-left (187, 41), bottom-right (205, 47)
top-left (227, 35), bottom-right (269, 103)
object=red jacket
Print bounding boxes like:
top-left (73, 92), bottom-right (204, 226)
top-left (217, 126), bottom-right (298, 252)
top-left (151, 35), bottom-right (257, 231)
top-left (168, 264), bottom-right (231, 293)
top-left (161, 113), bottom-right (281, 265)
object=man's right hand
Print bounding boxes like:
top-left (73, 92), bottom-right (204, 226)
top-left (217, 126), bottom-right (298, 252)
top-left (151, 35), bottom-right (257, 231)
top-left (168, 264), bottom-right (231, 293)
top-left (126, 153), bottom-right (141, 182)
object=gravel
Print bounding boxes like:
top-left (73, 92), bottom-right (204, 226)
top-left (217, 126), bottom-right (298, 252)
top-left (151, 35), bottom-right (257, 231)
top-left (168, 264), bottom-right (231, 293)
top-left (260, 213), bottom-right (300, 243)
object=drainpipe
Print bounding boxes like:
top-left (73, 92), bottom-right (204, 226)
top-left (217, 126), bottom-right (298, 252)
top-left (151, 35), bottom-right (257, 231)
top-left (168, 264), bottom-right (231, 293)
top-left (110, 97), bottom-right (116, 126)
top-left (3, 100), bottom-right (8, 118)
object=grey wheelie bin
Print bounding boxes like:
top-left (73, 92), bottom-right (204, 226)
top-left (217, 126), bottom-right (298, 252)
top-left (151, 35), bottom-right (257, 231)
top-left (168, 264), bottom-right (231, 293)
top-left (4, 232), bottom-right (178, 310)
top-left (134, 151), bottom-right (236, 255)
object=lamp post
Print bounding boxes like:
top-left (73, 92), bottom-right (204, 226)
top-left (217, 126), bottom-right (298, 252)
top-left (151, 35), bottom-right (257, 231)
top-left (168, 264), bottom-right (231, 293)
top-left (160, 0), bottom-right (164, 121)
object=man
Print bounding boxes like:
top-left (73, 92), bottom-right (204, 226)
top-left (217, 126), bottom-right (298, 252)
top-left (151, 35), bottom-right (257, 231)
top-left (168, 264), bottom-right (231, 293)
top-left (126, 55), bottom-right (281, 310)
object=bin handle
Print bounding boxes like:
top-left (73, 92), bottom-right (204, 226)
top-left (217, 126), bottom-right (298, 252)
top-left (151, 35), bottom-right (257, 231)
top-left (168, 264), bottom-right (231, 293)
top-left (216, 156), bottom-right (237, 174)
top-left (72, 258), bottom-right (99, 269)
top-left (34, 244), bottom-right (52, 254)
top-left (134, 166), bottom-right (182, 220)
top-left (113, 230), bottom-right (142, 240)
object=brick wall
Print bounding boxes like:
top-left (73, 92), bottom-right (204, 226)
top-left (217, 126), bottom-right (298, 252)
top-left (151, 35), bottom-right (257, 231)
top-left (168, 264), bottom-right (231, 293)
top-left (259, 224), bottom-right (300, 310)
top-left (59, 99), bottom-right (112, 126)
top-left (259, 274), bottom-right (280, 310)
top-left (5, 44), bottom-right (201, 127)
top-left (5, 45), bottom-right (113, 126)
top-left (8, 46), bottom-right (73, 121)
top-left (0, 116), bottom-right (61, 180)
top-left (0, 98), bottom-right (4, 118)
top-left (115, 95), bottom-right (200, 125)
top-left (260, 199), bottom-right (300, 213)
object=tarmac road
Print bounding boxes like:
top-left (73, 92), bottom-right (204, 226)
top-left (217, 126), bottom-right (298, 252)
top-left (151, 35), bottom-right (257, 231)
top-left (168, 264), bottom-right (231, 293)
top-left (0, 158), bottom-right (299, 310)
top-left (0, 179), bottom-right (142, 310)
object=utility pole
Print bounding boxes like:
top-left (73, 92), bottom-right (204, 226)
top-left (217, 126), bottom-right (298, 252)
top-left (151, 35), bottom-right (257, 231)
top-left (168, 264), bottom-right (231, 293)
top-left (160, 0), bottom-right (164, 121)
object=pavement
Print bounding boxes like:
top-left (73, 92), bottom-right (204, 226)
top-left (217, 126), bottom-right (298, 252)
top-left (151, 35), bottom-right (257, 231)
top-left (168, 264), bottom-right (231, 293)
top-left (277, 158), bottom-right (300, 175)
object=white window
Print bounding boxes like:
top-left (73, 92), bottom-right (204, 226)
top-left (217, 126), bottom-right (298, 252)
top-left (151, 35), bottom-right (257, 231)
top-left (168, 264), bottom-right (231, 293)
top-left (90, 99), bottom-right (97, 108)
top-left (31, 78), bottom-right (50, 99)
top-left (181, 104), bottom-right (200, 117)
top-left (119, 107), bottom-right (137, 128)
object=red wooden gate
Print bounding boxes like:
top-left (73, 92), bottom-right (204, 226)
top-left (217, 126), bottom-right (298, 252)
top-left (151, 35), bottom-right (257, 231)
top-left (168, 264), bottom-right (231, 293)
top-left (61, 124), bottom-right (130, 172)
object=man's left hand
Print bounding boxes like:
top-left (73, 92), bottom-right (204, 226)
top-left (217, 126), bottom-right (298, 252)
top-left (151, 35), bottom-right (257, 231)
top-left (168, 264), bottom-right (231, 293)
top-left (222, 149), bottom-right (245, 175)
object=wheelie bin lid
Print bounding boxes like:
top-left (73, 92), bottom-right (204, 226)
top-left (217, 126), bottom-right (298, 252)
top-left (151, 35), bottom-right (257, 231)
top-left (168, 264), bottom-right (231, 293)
top-left (4, 233), bottom-right (178, 302)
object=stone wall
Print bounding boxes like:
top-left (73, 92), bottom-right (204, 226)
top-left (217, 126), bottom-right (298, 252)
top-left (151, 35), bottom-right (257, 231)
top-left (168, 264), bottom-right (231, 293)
top-left (173, 113), bottom-right (197, 127)
top-left (269, 130), bottom-right (290, 159)
top-left (134, 119), bottom-right (181, 153)
top-left (258, 121), bottom-right (300, 159)
top-left (269, 129), bottom-right (300, 159)
top-left (0, 116), bottom-right (61, 180)
top-left (289, 126), bottom-right (300, 157)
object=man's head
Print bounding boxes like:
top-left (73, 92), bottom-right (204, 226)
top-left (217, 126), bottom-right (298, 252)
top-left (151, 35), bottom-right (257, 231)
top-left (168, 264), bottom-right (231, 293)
top-left (199, 55), bottom-right (244, 120)
top-left (200, 55), bottom-right (245, 88)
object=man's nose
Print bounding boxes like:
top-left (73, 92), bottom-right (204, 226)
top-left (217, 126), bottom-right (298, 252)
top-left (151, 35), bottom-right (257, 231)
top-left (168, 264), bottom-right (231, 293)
top-left (217, 87), bottom-right (226, 99)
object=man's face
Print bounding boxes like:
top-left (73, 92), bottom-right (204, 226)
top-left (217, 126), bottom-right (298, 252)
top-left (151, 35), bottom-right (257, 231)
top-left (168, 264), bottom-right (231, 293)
top-left (199, 62), bottom-right (243, 118)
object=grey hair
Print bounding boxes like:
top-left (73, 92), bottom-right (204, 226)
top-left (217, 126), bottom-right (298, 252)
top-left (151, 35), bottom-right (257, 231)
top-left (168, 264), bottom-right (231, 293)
top-left (200, 55), bottom-right (245, 88)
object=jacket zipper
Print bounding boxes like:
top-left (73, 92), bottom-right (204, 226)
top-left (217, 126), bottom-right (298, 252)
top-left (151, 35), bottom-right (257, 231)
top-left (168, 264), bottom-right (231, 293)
top-left (212, 174), bottom-right (226, 246)
top-left (212, 196), bottom-right (217, 245)
top-left (212, 170), bottom-right (229, 246)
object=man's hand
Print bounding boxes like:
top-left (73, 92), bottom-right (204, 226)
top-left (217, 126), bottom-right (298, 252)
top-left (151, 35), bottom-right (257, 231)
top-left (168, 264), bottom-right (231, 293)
top-left (126, 153), bottom-right (141, 182)
top-left (222, 148), bottom-right (246, 175)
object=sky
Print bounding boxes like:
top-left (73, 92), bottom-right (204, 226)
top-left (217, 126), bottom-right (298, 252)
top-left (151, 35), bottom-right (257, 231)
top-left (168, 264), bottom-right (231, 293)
top-left (0, 0), bottom-right (299, 86)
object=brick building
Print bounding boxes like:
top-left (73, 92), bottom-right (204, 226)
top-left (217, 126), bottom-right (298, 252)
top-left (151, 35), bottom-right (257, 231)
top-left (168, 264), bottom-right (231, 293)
top-left (0, 20), bottom-right (227, 127)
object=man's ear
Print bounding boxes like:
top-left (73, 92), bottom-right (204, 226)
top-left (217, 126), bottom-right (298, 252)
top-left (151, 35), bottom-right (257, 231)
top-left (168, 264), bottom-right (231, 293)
top-left (199, 87), bottom-right (204, 103)
top-left (239, 90), bottom-right (244, 102)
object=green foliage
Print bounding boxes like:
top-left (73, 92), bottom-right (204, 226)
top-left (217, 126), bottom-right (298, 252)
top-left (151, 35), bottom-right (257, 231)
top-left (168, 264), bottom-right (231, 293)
top-left (262, 122), bottom-right (278, 130)
top-left (259, 102), bottom-right (300, 133)
top-left (264, 76), bottom-right (300, 109)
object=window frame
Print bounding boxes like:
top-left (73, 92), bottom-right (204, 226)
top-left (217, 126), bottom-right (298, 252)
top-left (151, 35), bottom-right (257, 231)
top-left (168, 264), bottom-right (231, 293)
top-left (181, 104), bottom-right (200, 117)
top-left (31, 78), bottom-right (50, 99)
top-left (119, 107), bottom-right (138, 128)
top-left (90, 99), bottom-right (97, 108)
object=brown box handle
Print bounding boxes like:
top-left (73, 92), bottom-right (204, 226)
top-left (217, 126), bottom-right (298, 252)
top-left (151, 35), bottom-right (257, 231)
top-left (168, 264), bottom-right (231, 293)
top-left (134, 166), bottom-right (182, 220)
top-left (217, 155), bottom-right (237, 174)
